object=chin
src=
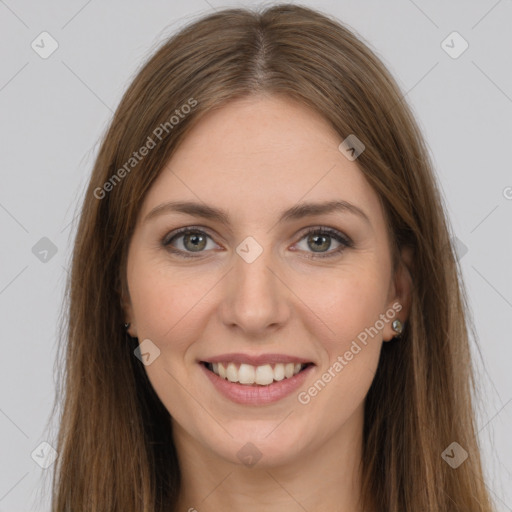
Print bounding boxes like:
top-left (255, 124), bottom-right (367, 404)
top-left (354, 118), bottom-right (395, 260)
top-left (201, 420), bottom-right (310, 469)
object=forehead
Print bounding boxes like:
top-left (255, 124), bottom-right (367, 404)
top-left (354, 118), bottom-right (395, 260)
top-left (139, 95), bottom-right (385, 229)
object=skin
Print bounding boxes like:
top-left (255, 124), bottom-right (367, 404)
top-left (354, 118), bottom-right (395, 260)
top-left (123, 94), bottom-right (412, 512)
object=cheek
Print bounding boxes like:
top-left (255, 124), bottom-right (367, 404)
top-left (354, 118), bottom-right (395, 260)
top-left (127, 255), bottom-right (217, 350)
top-left (296, 270), bottom-right (386, 424)
top-left (305, 262), bottom-right (390, 352)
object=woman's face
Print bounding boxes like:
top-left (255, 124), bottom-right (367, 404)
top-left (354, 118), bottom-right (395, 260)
top-left (124, 94), bottom-right (410, 468)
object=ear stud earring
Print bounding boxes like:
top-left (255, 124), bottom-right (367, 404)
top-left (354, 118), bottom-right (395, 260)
top-left (392, 319), bottom-right (403, 335)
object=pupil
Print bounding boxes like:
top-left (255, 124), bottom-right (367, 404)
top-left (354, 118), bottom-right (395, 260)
top-left (186, 233), bottom-right (206, 251)
top-left (310, 234), bottom-right (329, 252)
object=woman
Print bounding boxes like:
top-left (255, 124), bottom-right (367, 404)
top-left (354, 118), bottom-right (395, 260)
top-left (50, 4), bottom-right (496, 511)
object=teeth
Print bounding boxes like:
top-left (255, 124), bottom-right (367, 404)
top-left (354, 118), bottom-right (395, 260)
top-left (210, 361), bottom-right (306, 385)
top-left (226, 362), bottom-right (238, 383)
top-left (255, 364), bottom-right (274, 385)
top-left (238, 363), bottom-right (255, 384)
top-left (274, 363), bottom-right (285, 381)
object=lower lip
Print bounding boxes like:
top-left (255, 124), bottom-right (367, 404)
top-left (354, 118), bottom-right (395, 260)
top-left (200, 363), bottom-right (315, 405)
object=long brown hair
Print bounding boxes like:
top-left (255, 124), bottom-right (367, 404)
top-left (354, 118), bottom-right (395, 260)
top-left (49, 4), bottom-right (496, 511)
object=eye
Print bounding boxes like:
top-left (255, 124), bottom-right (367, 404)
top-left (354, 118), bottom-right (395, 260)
top-left (293, 227), bottom-right (353, 259)
top-left (161, 226), bottom-right (353, 259)
top-left (162, 227), bottom-right (219, 258)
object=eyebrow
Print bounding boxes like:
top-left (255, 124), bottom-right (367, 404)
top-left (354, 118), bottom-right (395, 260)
top-left (144, 199), bottom-right (371, 227)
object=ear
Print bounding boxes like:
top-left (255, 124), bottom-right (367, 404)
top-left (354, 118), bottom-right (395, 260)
top-left (383, 245), bottom-right (413, 342)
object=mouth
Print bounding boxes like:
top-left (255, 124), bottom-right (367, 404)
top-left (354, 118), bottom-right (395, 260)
top-left (201, 361), bottom-right (314, 386)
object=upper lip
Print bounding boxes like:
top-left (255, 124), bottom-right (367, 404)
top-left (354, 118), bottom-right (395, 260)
top-left (201, 353), bottom-right (314, 366)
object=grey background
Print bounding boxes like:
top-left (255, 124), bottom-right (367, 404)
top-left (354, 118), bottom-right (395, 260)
top-left (0, 0), bottom-right (511, 510)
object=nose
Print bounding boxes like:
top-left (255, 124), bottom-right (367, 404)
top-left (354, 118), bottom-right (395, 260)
top-left (218, 243), bottom-right (290, 338)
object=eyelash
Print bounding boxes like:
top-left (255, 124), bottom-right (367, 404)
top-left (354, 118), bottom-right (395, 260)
top-left (161, 225), bottom-right (353, 260)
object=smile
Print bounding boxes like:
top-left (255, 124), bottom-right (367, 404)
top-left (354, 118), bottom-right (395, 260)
top-left (203, 361), bottom-right (311, 386)
top-left (199, 356), bottom-right (315, 405)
